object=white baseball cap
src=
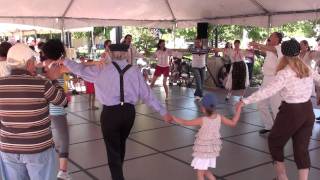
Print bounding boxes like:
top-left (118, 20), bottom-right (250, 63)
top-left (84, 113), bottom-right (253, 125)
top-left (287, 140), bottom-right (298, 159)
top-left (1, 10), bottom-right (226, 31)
top-left (6, 43), bottom-right (39, 68)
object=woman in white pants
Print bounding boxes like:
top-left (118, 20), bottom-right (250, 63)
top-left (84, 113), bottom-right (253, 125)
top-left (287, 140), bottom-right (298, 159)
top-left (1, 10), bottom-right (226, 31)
top-left (249, 32), bottom-right (283, 134)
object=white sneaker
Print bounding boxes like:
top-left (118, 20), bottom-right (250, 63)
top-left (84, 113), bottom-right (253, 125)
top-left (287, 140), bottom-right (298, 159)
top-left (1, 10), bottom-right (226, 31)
top-left (57, 170), bottom-right (72, 180)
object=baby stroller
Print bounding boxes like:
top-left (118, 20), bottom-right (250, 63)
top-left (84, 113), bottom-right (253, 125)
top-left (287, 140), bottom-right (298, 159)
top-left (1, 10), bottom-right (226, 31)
top-left (169, 56), bottom-right (193, 87)
top-left (217, 65), bottom-right (229, 88)
top-left (169, 57), bottom-right (181, 85)
top-left (137, 58), bottom-right (152, 82)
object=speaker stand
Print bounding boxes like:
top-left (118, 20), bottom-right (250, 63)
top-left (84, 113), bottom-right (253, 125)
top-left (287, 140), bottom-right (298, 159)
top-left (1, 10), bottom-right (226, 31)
top-left (205, 64), bottom-right (218, 87)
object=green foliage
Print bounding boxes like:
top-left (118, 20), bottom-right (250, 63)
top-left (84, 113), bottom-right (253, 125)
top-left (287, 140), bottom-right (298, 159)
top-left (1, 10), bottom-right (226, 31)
top-left (217, 25), bottom-right (244, 42)
top-left (72, 32), bottom-right (89, 39)
top-left (245, 26), bottom-right (268, 42)
top-left (72, 27), bottom-right (113, 39)
top-left (93, 27), bottom-right (113, 39)
top-left (175, 27), bottom-right (197, 41)
top-left (253, 56), bottom-right (264, 76)
top-left (123, 26), bottom-right (157, 56)
top-left (271, 21), bottom-right (317, 38)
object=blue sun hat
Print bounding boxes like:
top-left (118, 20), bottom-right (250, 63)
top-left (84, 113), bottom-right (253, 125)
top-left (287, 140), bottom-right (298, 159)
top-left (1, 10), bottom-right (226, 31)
top-left (201, 93), bottom-right (217, 109)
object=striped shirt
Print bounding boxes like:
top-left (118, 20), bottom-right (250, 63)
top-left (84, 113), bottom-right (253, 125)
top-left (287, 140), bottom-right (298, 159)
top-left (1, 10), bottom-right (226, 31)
top-left (0, 69), bottom-right (67, 154)
top-left (49, 78), bottom-right (66, 116)
top-left (189, 47), bottom-right (210, 68)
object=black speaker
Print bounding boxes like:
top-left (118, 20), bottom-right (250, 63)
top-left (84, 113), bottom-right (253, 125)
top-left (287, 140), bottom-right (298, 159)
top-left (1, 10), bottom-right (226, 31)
top-left (197, 22), bottom-right (208, 39)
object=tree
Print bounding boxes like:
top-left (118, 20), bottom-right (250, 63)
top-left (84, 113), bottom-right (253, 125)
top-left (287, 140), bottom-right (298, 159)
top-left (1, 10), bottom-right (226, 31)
top-left (245, 26), bottom-right (268, 42)
top-left (175, 28), bottom-right (197, 41)
top-left (271, 21), bottom-right (317, 38)
top-left (217, 25), bottom-right (244, 42)
top-left (72, 27), bottom-right (113, 40)
top-left (72, 27), bottom-right (113, 53)
top-left (123, 26), bottom-right (157, 56)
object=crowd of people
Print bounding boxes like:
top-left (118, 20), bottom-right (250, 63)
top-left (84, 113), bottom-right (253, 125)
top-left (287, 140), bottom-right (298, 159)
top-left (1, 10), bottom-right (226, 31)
top-left (0, 32), bottom-right (320, 180)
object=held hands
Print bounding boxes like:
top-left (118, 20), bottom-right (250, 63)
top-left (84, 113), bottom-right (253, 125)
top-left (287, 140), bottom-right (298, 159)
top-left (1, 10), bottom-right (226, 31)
top-left (44, 59), bottom-right (70, 80)
top-left (171, 115), bottom-right (178, 123)
top-left (211, 48), bottom-right (218, 53)
top-left (171, 116), bottom-right (182, 125)
top-left (95, 59), bottom-right (107, 69)
top-left (44, 63), bottom-right (62, 80)
top-left (248, 42), bottom-right (260, 49)
top-left (162, 113), bottom-right (173, 123)
top-left (235, 100), bottom-right (245, 113)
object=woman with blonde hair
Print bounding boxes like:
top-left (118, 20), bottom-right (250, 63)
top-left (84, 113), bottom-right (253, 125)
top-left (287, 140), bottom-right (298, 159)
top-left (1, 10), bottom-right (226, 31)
top-left (237, 39), bottom-right (320, 180)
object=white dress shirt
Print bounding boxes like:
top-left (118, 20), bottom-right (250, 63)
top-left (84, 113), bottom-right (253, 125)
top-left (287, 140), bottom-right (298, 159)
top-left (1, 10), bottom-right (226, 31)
top-left (262, 45), bottom-right (283, 76)
top-left (224, 49), bottom-right (248, 63)
top-left (154, 49), bottom-right (182, 67)
top-left (243, 66), bottom-right (320, 105)
top-left (127, 45), bottom-right (144, 65)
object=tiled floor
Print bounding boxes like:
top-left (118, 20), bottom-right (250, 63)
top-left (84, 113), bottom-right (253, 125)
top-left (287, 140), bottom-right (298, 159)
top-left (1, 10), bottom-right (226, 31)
top-left (63, 85), bottom-right (320, 180)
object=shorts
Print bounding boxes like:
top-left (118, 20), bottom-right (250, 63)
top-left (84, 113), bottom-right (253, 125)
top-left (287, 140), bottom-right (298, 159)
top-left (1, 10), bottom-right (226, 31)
top-left (154, 65), bottom-right (169, 77)
top-left (85, 81), bottom-right (95, 94)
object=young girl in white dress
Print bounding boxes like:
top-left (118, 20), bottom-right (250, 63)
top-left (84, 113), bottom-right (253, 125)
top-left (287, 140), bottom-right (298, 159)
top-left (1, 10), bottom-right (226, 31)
top-left (173, 93), bottom-right (242, 180)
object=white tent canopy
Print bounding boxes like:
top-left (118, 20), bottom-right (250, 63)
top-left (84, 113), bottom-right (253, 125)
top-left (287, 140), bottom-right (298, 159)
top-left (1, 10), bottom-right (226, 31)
top-left (0, 23), bottom-right (60, 36)
top-left (0, 0), bottom-right (319, 28)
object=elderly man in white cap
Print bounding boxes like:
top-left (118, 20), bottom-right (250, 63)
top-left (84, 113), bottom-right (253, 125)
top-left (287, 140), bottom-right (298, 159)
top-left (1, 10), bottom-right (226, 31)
top-left (0, 43), bottom-right (67, 180)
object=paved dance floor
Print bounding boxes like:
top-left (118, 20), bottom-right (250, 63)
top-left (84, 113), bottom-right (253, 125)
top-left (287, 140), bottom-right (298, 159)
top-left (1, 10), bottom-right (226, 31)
top-left (59, 86), bottom-right (320, 180)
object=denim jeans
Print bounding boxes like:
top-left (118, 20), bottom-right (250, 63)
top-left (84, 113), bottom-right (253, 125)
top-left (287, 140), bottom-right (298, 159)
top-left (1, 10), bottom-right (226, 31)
top-left (246, 62), bottom-right (254, 81)
top-left (193, 67), bottom-right (206, 97)
top-left (0, 148), bottom-right (57, 180)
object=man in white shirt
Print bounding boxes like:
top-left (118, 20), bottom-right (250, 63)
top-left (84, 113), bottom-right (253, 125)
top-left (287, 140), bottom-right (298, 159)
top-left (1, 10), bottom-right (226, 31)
top-left (122, 34), bottom-right (144, 65)
top-left (249, 32), bottom-right (283, 134)
top-left (189, 38), bottom-right (211, 100)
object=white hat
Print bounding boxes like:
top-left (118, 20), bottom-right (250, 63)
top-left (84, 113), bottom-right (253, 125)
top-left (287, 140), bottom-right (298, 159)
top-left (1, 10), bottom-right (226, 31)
top-left (6, 43), bottom-right (39, 68)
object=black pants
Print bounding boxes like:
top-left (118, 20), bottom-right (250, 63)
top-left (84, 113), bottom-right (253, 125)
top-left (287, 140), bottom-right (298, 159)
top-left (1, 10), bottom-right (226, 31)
top-left (268, 100), bottom-right (315, 169)
top-left (100, 104), bottom-right (136, 180)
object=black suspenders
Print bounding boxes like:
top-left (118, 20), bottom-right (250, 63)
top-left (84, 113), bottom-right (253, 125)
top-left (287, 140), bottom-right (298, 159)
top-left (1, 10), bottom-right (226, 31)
top-left (112, 62), bottom-right (132, 106)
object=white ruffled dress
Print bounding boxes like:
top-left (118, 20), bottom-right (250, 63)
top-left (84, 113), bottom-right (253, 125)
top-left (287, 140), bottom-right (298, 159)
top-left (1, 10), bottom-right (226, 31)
top-left (191, 115), bottom-right (222, 170)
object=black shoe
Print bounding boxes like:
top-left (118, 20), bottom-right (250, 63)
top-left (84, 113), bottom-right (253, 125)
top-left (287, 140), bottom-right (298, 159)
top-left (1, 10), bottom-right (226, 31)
top-left (259, 129), bottom-right (270, 134)
top-left (316, 117), bottom-right (320, 123)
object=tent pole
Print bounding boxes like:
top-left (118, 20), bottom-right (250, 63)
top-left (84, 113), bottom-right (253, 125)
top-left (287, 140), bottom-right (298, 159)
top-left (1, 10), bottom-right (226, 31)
top-left (91, 27), bottom-right (94, 46)
top-left (173, 23), bottom-right (176, 48)
top-left (19, 29), bottom-right (23, 42)
top-left (214, 25), bottom-right (219, 56)
top-left (91, 27), bottom-right (95, 58)
top-left (267, 15), bottom-right (271, 35)
top-left (61, 18), bottom-right (65, 44)
top-left (35, 30), bottom-right (37, 41)
top-left (115, 26), bottom-right (122, 44)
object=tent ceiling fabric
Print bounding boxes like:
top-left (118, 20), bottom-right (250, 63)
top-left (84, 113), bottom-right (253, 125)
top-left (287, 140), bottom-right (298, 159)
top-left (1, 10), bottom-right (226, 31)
top-left (0, 0), bottom-right (319, 29)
